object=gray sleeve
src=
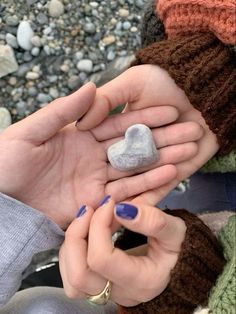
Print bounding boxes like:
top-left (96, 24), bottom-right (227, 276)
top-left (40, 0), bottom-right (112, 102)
top-left (0, 193), bottom-right (65, 308)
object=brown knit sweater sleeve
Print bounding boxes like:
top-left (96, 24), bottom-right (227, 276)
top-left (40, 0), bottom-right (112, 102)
top-left (116, 209), bottom-right (225, 314)
top-left (132, 33), bottom-right (236, 155)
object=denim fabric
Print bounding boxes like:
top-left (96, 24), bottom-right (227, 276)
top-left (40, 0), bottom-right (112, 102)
top-left (158, 172), bottom-right (236, 214)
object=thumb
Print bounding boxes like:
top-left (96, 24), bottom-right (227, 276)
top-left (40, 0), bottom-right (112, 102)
top-left (8, 82), bottom-right (96, 144)
top-left (114, 202), bottom-right (187, 252)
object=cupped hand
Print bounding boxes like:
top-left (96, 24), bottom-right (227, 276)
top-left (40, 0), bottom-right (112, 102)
top-left (77, 65), bottom-right (219, 202)
top-left (59, 197), bottom-right (186, 306)
top-left (0, 82), bottom-right (201, 229)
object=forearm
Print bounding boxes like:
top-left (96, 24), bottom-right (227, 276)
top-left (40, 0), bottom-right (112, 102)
top-left (0, 193), bottom-right (64, 307)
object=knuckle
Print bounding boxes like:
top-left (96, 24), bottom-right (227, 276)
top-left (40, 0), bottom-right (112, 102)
top-left (147, 210), bottom-right (166, 235)
top-left (187, 121), bottom-right (203, 138)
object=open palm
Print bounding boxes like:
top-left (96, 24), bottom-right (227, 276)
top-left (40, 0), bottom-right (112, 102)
top-left (1, 83), bottom-right (197, 229)
top-left (77, 65), bottom-right (219, 204)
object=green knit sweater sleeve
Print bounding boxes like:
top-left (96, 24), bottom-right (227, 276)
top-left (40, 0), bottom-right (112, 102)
top-left (208, 215), bottom-right (236, 313)
top-left (201, 149), bottom-right (236, 173)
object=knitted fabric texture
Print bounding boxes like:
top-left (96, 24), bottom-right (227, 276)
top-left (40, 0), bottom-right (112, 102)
top-left (201, 149), bottom-right (236, 173)
top-left (132, 33), bottom-right (236, 155)
top-left (208, 215), bottom-right (236, 313)
top-left (117, 209), bottom-right (225, 314)
top-left (141, 0), bottom-right (166, 47)
top-left (198, 211), bottom-right (235, 237)
top-left (157, 0), bottom-right (236, 45)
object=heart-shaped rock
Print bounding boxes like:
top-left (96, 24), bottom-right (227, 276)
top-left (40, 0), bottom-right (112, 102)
top-left (107, 124), bottom-right (158, 171)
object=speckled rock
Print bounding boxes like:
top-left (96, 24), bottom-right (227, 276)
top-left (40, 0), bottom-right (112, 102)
top-left (107, 124), bottom-right (158, 171)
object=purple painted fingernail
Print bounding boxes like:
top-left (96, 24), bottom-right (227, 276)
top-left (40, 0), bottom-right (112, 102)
top-left (115, 203), bottom-right (138, 220)
top-left (76, 205), bottom-right (86, 218)
top-left (99, 195), bottom-right (111, 206)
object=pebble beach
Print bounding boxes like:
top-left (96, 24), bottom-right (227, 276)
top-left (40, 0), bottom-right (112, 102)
top-left (0, 0), bottom-right (146, 128)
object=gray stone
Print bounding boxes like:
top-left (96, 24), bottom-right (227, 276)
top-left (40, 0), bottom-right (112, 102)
top-left (23, 51), bottom-right (33, 62)
top-left (77, 59), bottom-right (93, 73)
top-left (16, 101), bottom-right (27, 116)
top-left (17, 21), bottom-right (34, 51)
top-left (5, 33), bottom-right (18, 49)
top-left (6, 15), bottom-right (19, 26)
top-left (31, 47), bottom-right (40, 56)
top-left (48, 0), bottom-right (64, 18)
top-left (123, 21), bottom-right (131, 30)
top-left (0, 45), bottom-right (18, 78)
top-left (36, 13), bottom-right (48, 25)
top-left (0, 107), bottom-right (12, 133)
top-left (37, 93), bottom-right (52, 103)
top-left (107, 124), bottom-right (158, 171)
top-left (28, 86), bottom-right (38, 96)
top-left (107, 50), bottom-right (116, 61)
top-left (84, 23), bottom-right (96, 34)
top-left (68, 75), bottom-right (81, 90)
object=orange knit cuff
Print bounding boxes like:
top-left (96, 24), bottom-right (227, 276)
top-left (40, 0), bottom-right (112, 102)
top-left (157, 0), bottom-right (236, 45)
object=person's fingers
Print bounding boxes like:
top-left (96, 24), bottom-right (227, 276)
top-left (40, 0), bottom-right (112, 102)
top-left (7, 82), bottom-right (96, 145)
top-left (102, 121), bottom-right (203, 152)
top-left (114, 202), bottom-right (186, 252)
top-left (88, 198), bottom-right (180, 302)
top-left (59, 206), bottom-right (106, 299)
top-left (91, 106), bottom-right (178, 141)
top-left (77, 65), bottom-right (189, 130)
top-left (107, 142), bottom-right (198, 181)
top-left (106, 164), bottom-right (177, 202)
top-left (133, 129), bottom-right (219, 206)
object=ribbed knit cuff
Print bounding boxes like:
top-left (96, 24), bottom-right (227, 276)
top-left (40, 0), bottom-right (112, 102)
top-left (132, 33), bottom-right (236, 155)
top-left (117, 209), bottom-right (225, 314)
top-left (157, 0), bottom-right (236, 45)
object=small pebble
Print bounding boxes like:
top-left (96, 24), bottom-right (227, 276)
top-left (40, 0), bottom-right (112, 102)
top-left (77, 59), bottom-right (93, 73)
top-left (26, 71), bottom-right (40, 80)
top-left (5, 33), bottom-right (18, 49)
top-left (49, 0), bottom-right (64, 18)
top-left (17, 21), bottom-right (34, 51)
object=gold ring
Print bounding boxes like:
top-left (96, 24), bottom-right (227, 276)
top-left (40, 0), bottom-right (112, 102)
top-left (86, 280), bottom-right (112, 305)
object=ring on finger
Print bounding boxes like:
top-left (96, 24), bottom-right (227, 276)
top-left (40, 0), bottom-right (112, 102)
top-left (86, 280), bottom-right (112, 305)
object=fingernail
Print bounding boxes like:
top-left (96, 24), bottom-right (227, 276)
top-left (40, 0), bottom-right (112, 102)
top-left (99, 195), bottom-right (111, 206)
top-left (115, 203), bottom-right (138, 220)
top-left (76, 205), bottom-right (86, 218)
